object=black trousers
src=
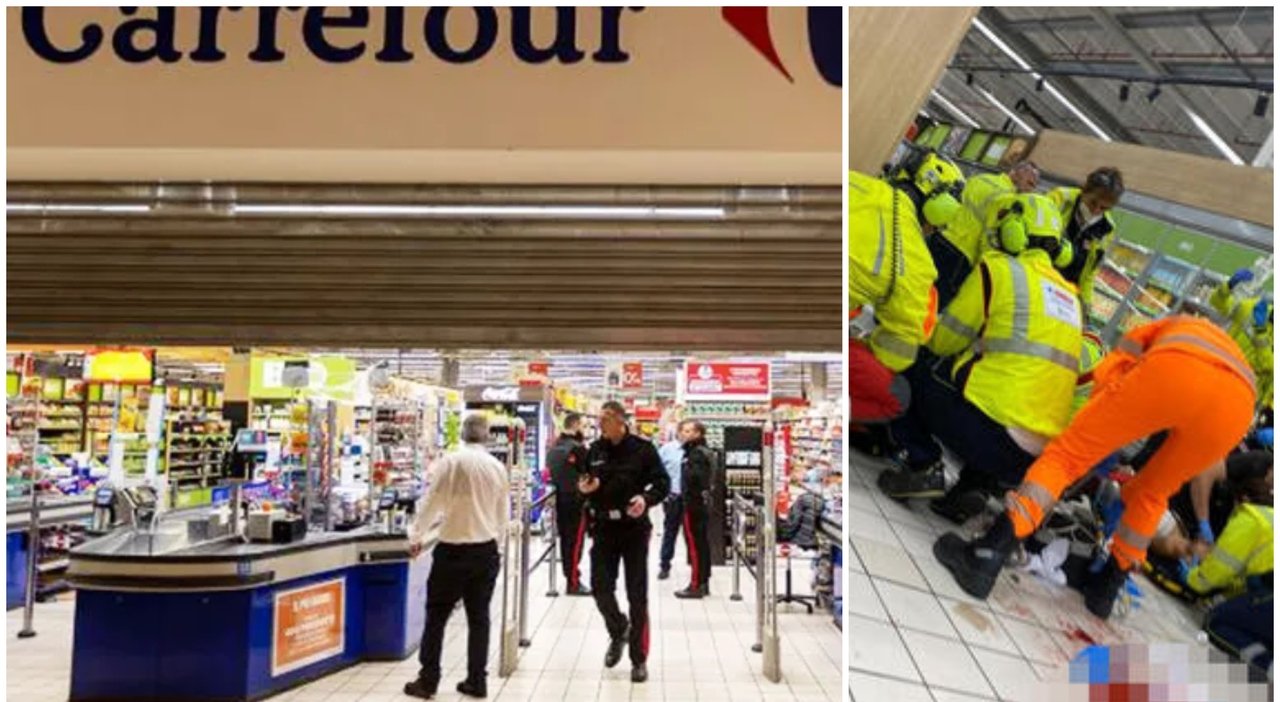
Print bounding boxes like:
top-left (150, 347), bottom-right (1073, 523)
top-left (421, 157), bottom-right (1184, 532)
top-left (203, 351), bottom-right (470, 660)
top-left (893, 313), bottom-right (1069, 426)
top-left (556, 498), bottom-right (588, 589)
top-left (658, 494), bottom-right (684, 571)
top-left (418, 541), bottom-right (500, 689)
top-left (591, 523), bottom-right (652, 666)
top-left (682, 496), bottom-right (712, 589)
top-left (889, 352), bottom-right (1036, 488)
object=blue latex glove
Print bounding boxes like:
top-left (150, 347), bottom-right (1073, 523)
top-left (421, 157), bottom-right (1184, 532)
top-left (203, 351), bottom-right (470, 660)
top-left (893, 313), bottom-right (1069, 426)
top-left (1253, 297), bottom-right (1271, 329)
top-left (1197, 519), bottom-right (1215, 544)
top-left (1256, 427), bottom-right (1274, 449)
top-left (1177, 559), bottom-right (1192, 583)
top-left (1229, 268), bottom-right (1256, 289)
top-left (1098, 492), bottom-right (1124, 540)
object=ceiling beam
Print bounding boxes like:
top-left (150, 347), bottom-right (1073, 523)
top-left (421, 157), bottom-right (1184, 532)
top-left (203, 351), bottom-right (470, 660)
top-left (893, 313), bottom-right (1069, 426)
top-left (976, 8), bottom-right (1139, 143)
top-left (1087, 7), bottom-right (1248, 164)
top-left (1253, 129), bottom-right (1274, 168)
top-left (1002, 8), bottom-right (1272, 33)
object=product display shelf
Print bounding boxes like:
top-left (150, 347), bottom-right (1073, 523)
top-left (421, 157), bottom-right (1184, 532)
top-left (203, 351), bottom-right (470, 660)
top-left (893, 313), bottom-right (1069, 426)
top-left (165, 418), bottom-right (232, 501)
top-left (370, 401), bottom-right (427, 490)
top-left (687, 402), bottom-right (768, 567)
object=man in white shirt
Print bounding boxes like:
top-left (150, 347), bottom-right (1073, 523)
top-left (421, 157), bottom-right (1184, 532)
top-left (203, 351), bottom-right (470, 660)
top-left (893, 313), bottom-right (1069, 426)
top-left (404, 413), bottom-right (510, 701)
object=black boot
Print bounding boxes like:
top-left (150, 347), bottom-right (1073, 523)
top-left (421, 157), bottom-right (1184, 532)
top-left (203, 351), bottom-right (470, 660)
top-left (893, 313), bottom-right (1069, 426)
top-left (605, 626), bottom-right (629, 668)
top-left (933, 513), bottom-right (1018, 600)
top-left (658, 567), bottom-right (671, 581)
top-left (1083, 556), bottom-right (1129, 620)
top-left (878, 462), bottom-right (946, 500)
top-left (456, 678), bottom-right (487, 699)
top-left (674, 584), bottom-right (708, 599)
top-left (929, 487), bottom-right (990, 525)
top-left (631, 663), bottom-right (649, 683)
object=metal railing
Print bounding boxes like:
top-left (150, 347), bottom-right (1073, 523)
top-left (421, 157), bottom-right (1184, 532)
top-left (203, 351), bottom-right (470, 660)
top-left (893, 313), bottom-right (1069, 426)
top-left (726, 421), bottom-right (782, 683)
top-left (499, 482), bottom-right (563, 676)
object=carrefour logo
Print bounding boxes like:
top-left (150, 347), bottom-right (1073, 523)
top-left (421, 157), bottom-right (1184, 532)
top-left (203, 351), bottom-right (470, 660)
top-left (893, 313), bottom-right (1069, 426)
top-left (722, 7), bottom-right (841, 87)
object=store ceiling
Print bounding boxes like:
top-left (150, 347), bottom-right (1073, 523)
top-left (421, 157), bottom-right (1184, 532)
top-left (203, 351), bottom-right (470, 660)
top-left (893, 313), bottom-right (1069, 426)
top-left (7, 183), bottom-right (840, 351)
top-left (930, 7), bottom-right (1273, 166)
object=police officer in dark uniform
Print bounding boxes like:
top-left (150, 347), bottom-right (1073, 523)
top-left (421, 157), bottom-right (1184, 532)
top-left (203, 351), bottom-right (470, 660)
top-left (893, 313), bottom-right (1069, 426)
top-left (546, 412), bottom-right (590, 596)
top-left (675, 419), bottom-right (715, 599)
top-left (578, 401), bottom-right (670, 684)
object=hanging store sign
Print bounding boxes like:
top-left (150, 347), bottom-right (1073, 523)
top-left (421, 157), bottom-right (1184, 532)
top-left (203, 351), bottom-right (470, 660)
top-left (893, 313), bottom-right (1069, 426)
top-left (250, 354), bottom-right (357, 402)
top-left (681, 361), bottom-right (771, 402)
top-left (271, 577), bottom-right (346, 677)
top-left (465, 385), bottom-right (546, 404)
top-left (622, 362), bottom-right (645, 390)
top-left (83, 348), bottom-right (155, 384)
top-left (8, 7), bottom-right (840, 184)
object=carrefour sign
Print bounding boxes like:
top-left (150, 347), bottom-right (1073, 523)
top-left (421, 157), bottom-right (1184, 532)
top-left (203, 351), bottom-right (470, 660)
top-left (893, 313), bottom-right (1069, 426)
top-left (19, 7), bottom-right (644, 65)
top-left (9, 7), bottom-right (841, 184)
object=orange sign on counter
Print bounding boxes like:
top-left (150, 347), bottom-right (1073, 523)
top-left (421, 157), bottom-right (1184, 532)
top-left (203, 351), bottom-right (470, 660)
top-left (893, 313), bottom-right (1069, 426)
top-left (271, 578), bottom-right (346, 677)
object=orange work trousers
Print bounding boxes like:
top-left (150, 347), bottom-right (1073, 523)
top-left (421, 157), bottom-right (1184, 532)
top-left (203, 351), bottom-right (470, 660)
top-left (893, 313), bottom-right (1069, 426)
top-left (1007, 350), bottom-right (1255, 569)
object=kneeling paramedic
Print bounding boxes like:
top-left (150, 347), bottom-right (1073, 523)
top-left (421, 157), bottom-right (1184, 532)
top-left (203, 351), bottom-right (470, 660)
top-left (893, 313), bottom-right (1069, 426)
top-left (849, 150), bottom-right (963, 425)
top-left (578, 402), bottom-right (670, 683)
top-left (880, 194), bottom-right (1083, 510)
top-left (935, 315), bottom-right (1256, 620)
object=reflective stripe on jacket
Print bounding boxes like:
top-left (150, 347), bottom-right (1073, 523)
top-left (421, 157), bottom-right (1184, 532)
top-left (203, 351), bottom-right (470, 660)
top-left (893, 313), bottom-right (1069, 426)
top-left (1209, 281), bottom-right (1273, 409)
top-left (929, 248), bottom-right (1083, 437)
top-left (849, 170), bottom-right (938, 372)
top-left (1188, 503), bottom-right (1274, 596)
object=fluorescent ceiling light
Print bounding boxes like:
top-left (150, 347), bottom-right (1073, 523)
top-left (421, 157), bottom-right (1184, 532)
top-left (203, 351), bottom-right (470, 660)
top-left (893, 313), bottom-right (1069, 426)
top-left (971, 19), bottom-right (1113, 142)
top-left (782, 352), bottom-right (844, 362)
top-left (930, 90), bottom-right (981, 128)
top-left (975, 86), bottom-right (1036, 135)
top-left (1183, 107), bottom-right (1245, 165)
top-left (230, 204), bottom-right (727, 220)
top-left (6, 203), bottom-right (152, 214)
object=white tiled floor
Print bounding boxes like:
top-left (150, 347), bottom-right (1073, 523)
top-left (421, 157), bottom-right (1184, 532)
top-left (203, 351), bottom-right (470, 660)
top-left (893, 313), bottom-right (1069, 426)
top-left (846, 452), bottom-right (1215, 702)
top-left (7, 517), bottom-right (840, 702)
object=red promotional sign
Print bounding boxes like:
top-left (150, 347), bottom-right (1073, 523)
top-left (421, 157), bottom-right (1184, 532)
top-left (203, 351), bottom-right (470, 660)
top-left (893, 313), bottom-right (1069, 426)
top-left (622, 362), bottom-right (644, 389)
top-left (527, 361), bottom-right (549, 376)
top-left (682, 361), bottom-right (771, 401)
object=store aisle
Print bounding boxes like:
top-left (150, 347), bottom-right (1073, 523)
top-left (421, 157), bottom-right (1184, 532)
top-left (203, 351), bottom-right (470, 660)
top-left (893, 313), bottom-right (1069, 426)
top-left (846, 452), bottom-right (1213, 701)
top-left (6, 527), bottom-right (840, 702)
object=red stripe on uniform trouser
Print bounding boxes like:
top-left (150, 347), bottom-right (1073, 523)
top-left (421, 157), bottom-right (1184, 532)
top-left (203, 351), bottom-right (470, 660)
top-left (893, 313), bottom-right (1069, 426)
top-left (642, 618), bottom-right (650, 657)
top-left (683, 509), bottom-right (700, 588)
top-left (570, 513), bottom-right (587, 590)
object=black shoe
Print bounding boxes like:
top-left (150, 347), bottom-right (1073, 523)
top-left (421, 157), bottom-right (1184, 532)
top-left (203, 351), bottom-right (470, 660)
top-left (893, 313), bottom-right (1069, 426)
top-left (1083, 556), bottom-right (1129, 620)
top-left (631, 664), bottom-right (648, 683)
top-left (878, 463), bottom-right (946, 500)
top-left (605, 627), bottom-right (629, 668)
top-left (456, 679), bottom-right (487, 698)
top-left (403, 679), bottom-right (436, 700)
top-left (674, 585), bottom-right (708, 599)
top-left (658, 567), bottom-right (670, 580)
top-left (929, 487), bottom-right (990, 525)
top-left (933, 513), bottom-right (1018, 600)
top-left (566, 584), bottom-right (592, 597)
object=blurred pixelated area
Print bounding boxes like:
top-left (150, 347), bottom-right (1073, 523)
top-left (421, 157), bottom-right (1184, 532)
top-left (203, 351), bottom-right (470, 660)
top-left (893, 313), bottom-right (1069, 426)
top-left (1039, 643), bottom-right (1271, 701)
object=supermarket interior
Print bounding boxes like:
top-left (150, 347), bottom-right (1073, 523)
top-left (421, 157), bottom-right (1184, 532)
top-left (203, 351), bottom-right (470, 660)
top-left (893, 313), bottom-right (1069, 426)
top-left (6, 7), bottom-right (842, 702)
top-left (851, 6), bottom-right (1273, 701)
top-left (5, 348), bottom-right (843, 702)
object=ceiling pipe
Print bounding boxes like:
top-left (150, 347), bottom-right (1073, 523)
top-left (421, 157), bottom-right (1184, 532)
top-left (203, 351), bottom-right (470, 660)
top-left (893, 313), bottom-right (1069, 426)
top-left (948, 63), bottom-right (1273, 91)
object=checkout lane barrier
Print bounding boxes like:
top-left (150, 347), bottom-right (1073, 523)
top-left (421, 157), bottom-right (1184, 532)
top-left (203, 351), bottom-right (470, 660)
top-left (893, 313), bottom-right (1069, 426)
top-left (725, 423), bottom-right (782, 683)
top-left (17, 487), bottom-right (39, 639)
top-left (519, 488), bottom-right (558, 647)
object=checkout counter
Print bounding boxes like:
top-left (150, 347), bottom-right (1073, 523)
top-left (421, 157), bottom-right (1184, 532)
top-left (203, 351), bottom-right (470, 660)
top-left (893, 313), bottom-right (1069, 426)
top-left (66, 497), bottom-right (431, 701)
top-left (6, 493), bottom-right (95, 610)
